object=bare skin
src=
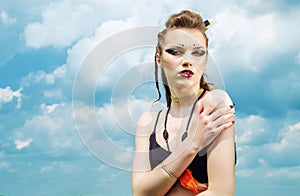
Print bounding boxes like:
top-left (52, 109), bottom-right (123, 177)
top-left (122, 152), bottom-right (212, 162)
top-left (132, 28), bottom-right (235, 196)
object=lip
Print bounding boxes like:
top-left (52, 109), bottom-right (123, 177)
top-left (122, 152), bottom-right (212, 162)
top-left (179, 70), bottom-right (194, 78)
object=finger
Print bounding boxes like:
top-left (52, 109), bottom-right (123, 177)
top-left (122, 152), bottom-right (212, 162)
top-left (211, 112), bottom-right (234, 128)
top-left (198, 100), bottom-right (204, 114)
top-left (209, 105), bottom-right (234, 121)
top-left (202, 122), bottom-right (233, 147)
top-left (217, 120), bottom-right (235, 132)
top-left (202, 98), bottom-right (225, 116)
top-left (201, 101), bottom-right (217, 116)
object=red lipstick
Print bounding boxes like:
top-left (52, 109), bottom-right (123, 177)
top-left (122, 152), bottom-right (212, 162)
top-left (180, 70), bottom-right (194, 78)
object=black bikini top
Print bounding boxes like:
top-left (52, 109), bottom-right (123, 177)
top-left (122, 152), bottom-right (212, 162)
top-left (149, 110), bottom-right (208, 183)
top-left (149, 110), bottom-right (237, 183)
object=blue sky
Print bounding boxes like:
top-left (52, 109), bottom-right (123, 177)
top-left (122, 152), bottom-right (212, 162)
top-left (1, 0), bottom-right (300, 195)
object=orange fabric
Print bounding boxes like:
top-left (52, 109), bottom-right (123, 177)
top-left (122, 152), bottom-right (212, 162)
top-left (179, 169), bottom-right (208, 195)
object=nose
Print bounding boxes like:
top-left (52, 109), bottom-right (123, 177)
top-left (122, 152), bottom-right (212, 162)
top-left (182, 59), bottom-right (192, 67)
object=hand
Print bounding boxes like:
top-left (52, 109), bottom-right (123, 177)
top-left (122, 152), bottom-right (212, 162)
top-left (189, 90), bottom-right (235, 152)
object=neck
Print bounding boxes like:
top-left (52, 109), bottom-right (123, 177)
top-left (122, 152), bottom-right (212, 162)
top-left (170, 88), bottom-right (205, 116)
top-left (171, 88), bottom-right (202, 103)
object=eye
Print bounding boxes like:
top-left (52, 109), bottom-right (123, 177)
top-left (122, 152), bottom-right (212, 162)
top-left (165, 48), bottom-right (182, 55)
top-left (192, 50), bottom-right (206, 57)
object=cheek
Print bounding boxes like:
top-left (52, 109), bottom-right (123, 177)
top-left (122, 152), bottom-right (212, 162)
top-left (194, 58), bottom-right (207, 71)
top-left (161, 56), bottom-right (180, 69)
top-left (197, 58), bottom-right (205, 65)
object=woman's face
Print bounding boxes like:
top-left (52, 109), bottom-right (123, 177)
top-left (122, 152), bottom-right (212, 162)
top-left (157, 28), bottom-right (207, 93)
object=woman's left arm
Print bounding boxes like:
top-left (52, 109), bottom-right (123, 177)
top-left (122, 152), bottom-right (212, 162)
top-left (197, 90), bottom-right (236, 196)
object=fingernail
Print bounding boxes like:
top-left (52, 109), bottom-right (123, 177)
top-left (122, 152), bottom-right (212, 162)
top-left (232, 120), bottom-right (235, 124)
top-left (229, 103), bottom-right (235, 109)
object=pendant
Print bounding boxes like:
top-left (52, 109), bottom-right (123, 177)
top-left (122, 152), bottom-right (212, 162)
top-left (181, 131), bottom-right (188, 141)
top-left (163, 129), bottom-right (169, 141)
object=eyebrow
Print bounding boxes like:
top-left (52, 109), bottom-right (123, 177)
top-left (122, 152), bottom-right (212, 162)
top-left (166, 45), bottom-right (205, 50)
top-left (193, 46), bottom-right (205, 49)
top-left (192, 43), bottom-right (205, 48)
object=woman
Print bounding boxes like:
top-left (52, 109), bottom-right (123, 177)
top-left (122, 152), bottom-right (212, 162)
top-left (132, 10), bottom-right (236, 196)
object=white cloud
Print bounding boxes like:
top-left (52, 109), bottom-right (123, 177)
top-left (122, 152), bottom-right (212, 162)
top-left (41, 0), bottom-right (300, 103)
top-left (14, 138), bottom-right (33, 150)
top-left (23, 0), bottom-right (98, 48)
top-left (40, 162), bottom-right (73, 174)
top-left (23, 0), bottom-right (240, 98)
top-left (99, 170), bottom-right (126, 186)
top-left (97, 97), bottom-right (155, 137)
top-left (29, 0), bottom-right (174, 93)
top-left (22, 17), bottom-right (143, 96)
top-left (0, 86), bottom-right (22, 108)
top-left (19, 0), bottom-right (300, 93)
top-left (289, 122), bottom-right (300, 131)
top-left (0, 10), bottom-right (16, 25)
top-left (72, 97), bottom-right (156, 169)
top-left (44, 64), bottom-right (66, 84)
top-left (0, 161), bottom-right (14, 172)
top-left (236, 169), bottom-right (254, 177)
top-left (236, 115), bottom-right (273, 145)
top-left (64, 17), bottom-right (138, 85)
top-left (263, 121), bottom-right (300, 166)
top-left (62, 17), bottom-right (160, 101)
top-left (236, 117), bottom-right (300, 169)
top-left (99, 172), bottom-right (118, 185)
top-left (55, 162), bottom-right (73, 172)
top-left (1, 1), bottom-right (299, 194)
top-left (209, 6), bottom-right (300, 73)
top-left (40, 165), bottom-right (54, 173)
top-left (13, 103), bottom-right (83, 156)
top-left (22, 0), bottom-right (172, 48)
top-left (97, 164), bottom-right (107, 171)
top-left (43, 89), bottom-right (64, 99)
top-left (0, 161), bottom-right (10, 169)
top-left (22, 64), bottom-right (66, 86)
top-left (40, 103), bottom-right (65, 114)
top-left (296, 51), bottom-right (300, 65)
top-left (266, 166), bottom-right (300, 179)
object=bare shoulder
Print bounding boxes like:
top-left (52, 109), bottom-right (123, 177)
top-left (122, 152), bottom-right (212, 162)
top-left (133, 111), bottom-right (160, 173)
top-left (133, 110), bottom-right (163, 171)
top-left (205, 89), bottom-right (234, 108)
top-left (206, 89), bottom-right (235, 138)
top-left (136, 110), bottom-right (162, 137)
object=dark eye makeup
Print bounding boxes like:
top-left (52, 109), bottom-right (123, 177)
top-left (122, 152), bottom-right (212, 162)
top-left (165, 48), bottom-right (206, 57)
top-left (165, 48), bottom-right (182, 55)
top-left (192, 50), bottom-right (206, 56)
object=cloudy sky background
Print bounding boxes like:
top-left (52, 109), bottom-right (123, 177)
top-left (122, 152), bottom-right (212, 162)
top-left (1, 0), bottom-right (300, 195)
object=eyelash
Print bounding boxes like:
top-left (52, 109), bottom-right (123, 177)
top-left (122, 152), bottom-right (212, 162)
top-left (192, 50), bottom-right (206, 56)
top-left (165, 48), bottom-right (206, 56)
top-left (165, 48), bottom-right (182, 55)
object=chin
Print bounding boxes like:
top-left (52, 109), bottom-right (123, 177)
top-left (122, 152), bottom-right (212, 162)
top-left (175, 80), bottom-right (198, 89)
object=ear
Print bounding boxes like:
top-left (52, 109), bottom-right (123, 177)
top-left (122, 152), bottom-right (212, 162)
top-left (155, 53), bottom-right (162, 67)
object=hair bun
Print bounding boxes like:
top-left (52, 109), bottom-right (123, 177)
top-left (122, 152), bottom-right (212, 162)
top-left (165, 10), bottom-right (205, 31)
